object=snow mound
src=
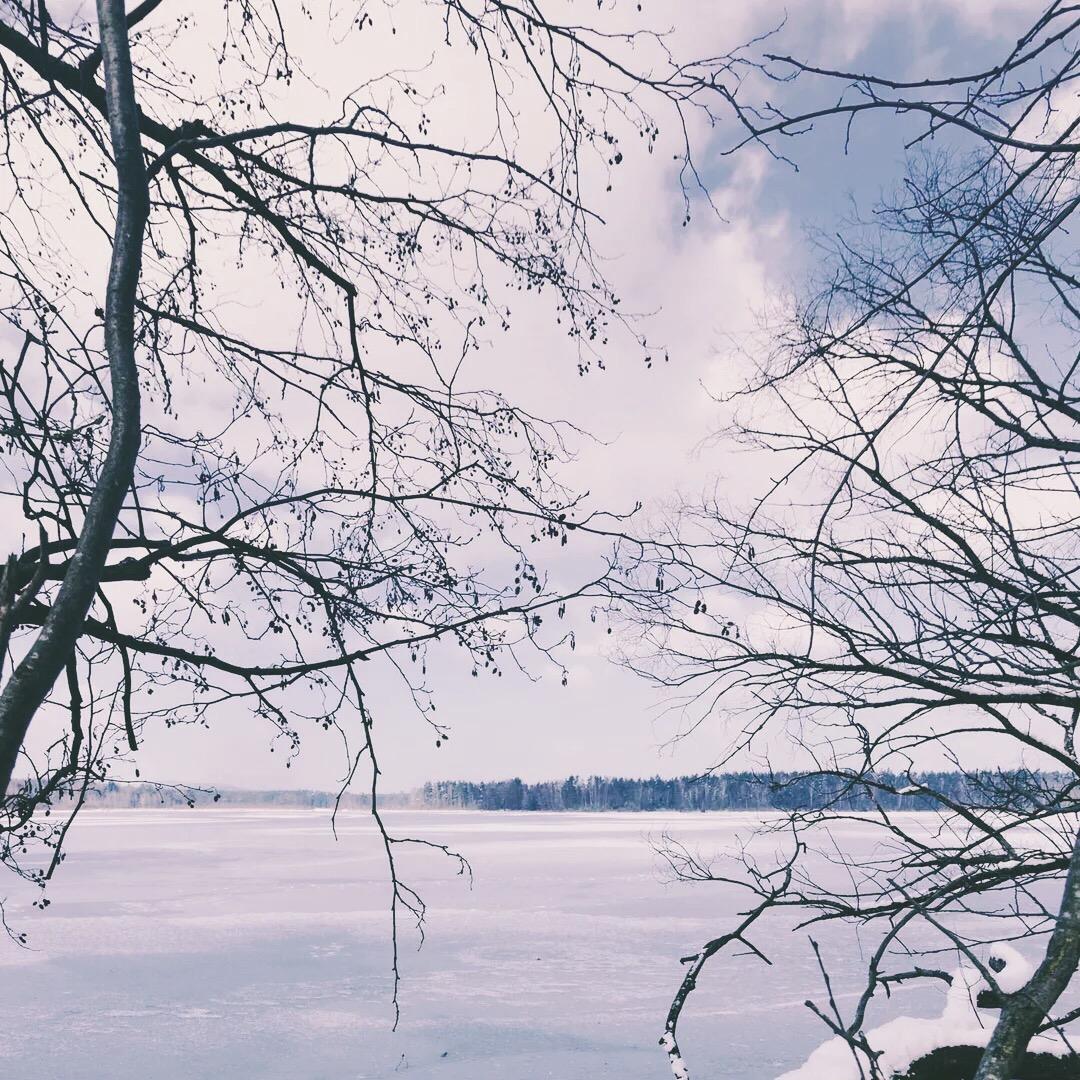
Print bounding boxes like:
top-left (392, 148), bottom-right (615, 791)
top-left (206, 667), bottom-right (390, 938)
top-left (777, 944), bottom-right (1070, 1080)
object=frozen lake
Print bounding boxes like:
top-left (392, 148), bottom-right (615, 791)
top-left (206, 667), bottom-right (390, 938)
top-left (0, 809), bottom-right (956, 1079)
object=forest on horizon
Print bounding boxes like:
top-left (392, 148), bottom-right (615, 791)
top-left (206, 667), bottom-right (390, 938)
top-left (59, 770), bottom-right (1068, 815)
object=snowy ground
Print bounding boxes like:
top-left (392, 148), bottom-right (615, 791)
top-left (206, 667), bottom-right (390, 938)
top-left (0, 810), bottom-right (985, 1079)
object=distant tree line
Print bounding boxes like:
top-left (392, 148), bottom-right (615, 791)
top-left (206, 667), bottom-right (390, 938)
top-left (31, 771), bottom-right (1066, 813)
top-left (49, 781), bottom-right (405, 810)
top-left (416, 771), bottom-right (1068, 813)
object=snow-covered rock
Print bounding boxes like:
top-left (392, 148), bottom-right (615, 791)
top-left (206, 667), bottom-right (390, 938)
top-left (777, 944), bottom-right (1072, 1080)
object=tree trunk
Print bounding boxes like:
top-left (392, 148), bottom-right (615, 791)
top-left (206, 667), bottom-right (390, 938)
top-left (0, 0), bottom-right (147, 794)
top-left (973, 824), bottom-right (1080, 1080)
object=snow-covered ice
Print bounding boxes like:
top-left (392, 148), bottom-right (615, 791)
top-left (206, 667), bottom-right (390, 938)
top-left (0, 809), bottom-right (1065, 1079)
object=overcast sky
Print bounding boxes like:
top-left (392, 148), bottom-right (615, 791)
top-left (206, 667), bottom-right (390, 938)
top-left (48, 0), bottom-right (1044, 794)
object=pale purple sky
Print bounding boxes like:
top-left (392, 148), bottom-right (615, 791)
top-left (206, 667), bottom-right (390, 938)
top-left (25, 0), bottom-right (1046, 792)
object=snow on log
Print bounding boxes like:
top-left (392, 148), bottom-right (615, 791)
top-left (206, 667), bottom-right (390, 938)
top-left (777, 945), bottom-right (1076, 1080)
top-left (660, 1031), bottom-right (691, 1080)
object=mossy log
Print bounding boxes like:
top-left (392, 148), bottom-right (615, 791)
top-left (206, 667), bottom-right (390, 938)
top-left (899, 1045), bottom-right (1077, 1080)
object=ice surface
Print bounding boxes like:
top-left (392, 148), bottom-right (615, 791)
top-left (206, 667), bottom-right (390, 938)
top-left (0, 809), bottom-right (1054, 1080)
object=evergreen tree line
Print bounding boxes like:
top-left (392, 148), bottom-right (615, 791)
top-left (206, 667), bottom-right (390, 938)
top-left (32, 771), bottom-right (1067, 813)
top-left (416, 771), bottom-right (1070, 813)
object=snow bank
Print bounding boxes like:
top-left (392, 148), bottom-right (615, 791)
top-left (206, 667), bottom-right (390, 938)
top-left (777, 945), bottom-right (1071, 1080)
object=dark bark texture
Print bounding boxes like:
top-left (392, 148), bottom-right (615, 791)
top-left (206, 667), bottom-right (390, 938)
top-left (905, 1045), bottom-right (1076, 1080)
top-left (0, 0), bottom-right (146, 792)
top-left (974, 828), bottom-right (1080, 1080)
